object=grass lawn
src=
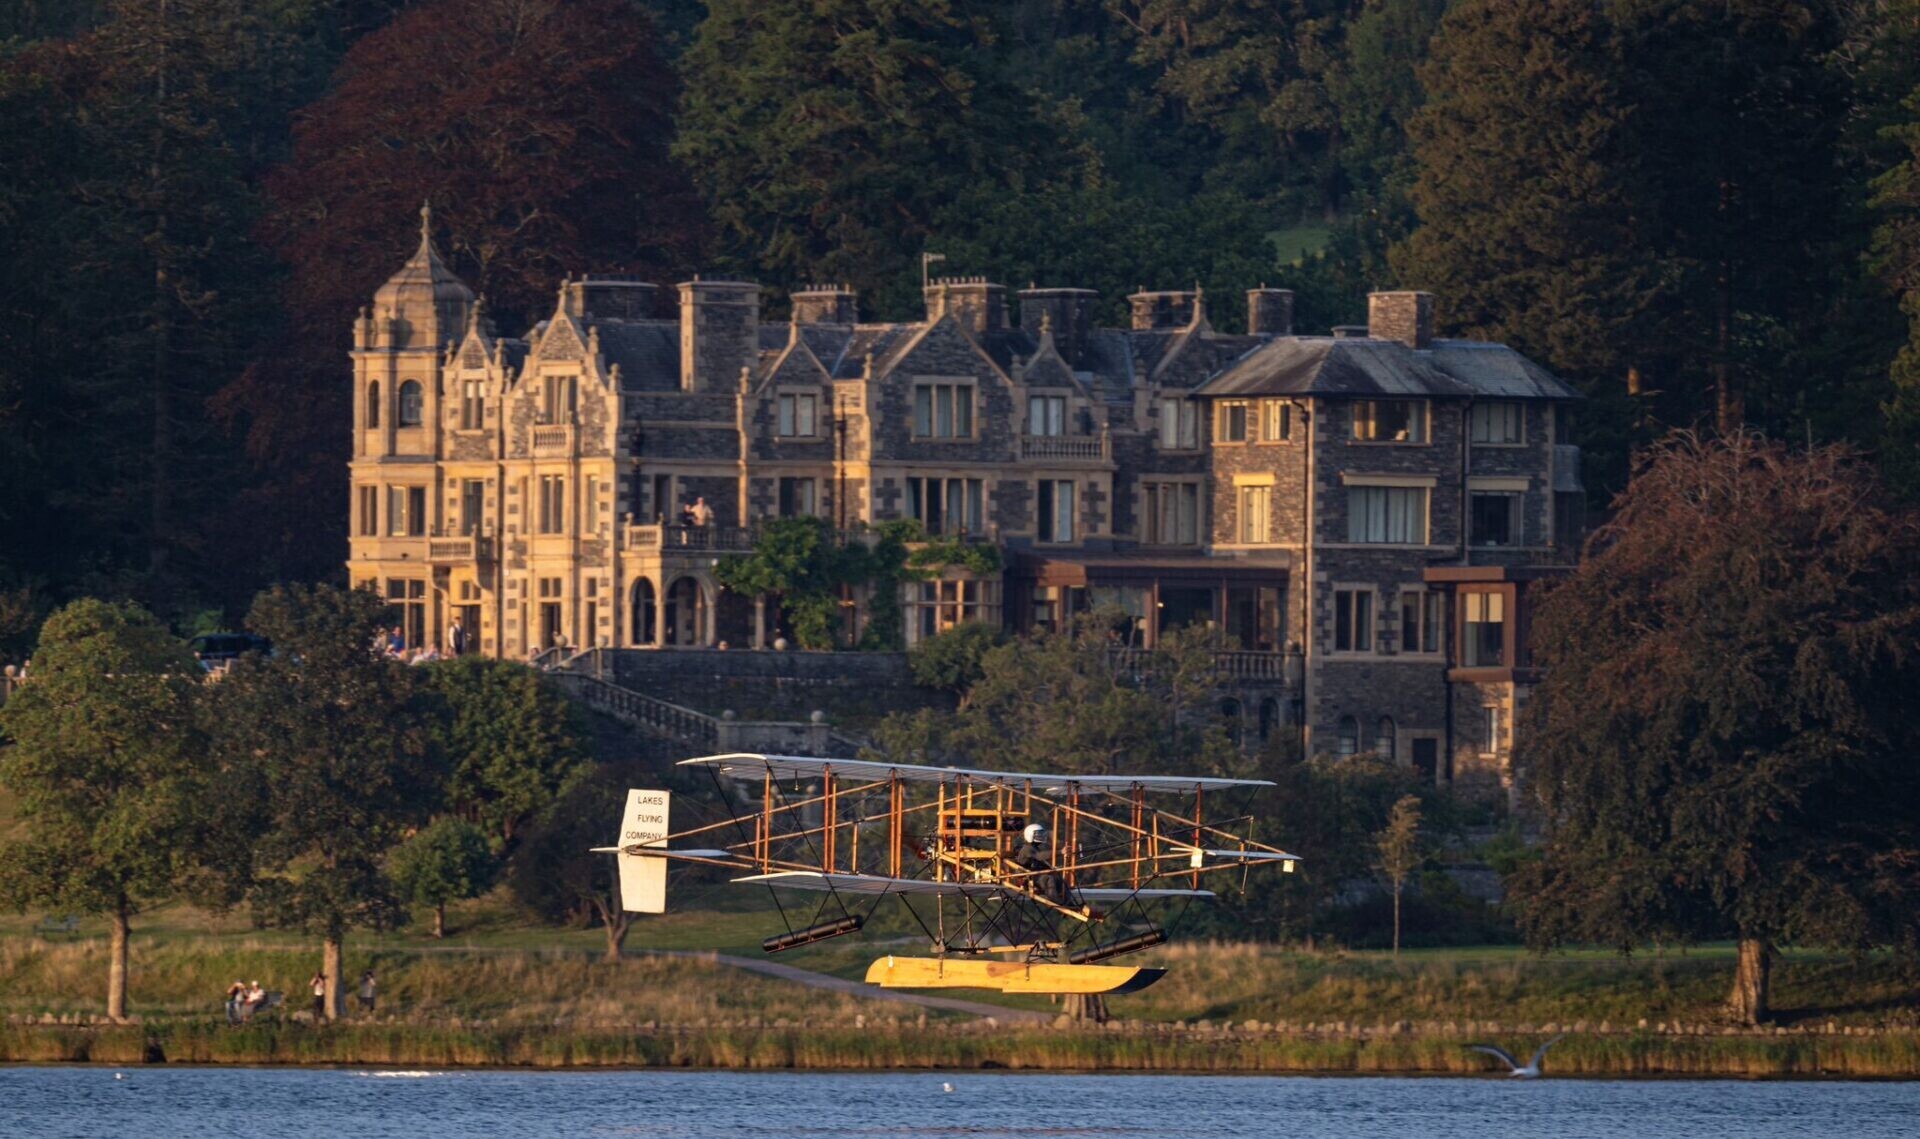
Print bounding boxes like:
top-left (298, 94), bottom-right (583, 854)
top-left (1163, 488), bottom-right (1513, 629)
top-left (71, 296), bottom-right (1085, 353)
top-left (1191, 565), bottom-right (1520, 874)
top-left (8, 890), bottom-right (1915, 1034)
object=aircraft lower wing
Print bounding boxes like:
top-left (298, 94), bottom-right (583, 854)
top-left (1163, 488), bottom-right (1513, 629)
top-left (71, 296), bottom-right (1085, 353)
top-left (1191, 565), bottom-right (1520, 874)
top-left (733, 871), bottom-right (1007, 897)
top-left (732, 871), bottom-right (1214, 902)
top-left (590, 846), bottom-right (737, 860)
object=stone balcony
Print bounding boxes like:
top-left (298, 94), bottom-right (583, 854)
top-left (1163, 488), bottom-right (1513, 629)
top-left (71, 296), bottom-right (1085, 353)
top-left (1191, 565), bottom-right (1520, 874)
top-left (427, 533), bottom-right (493, 564)
top-left (1018, 431), bottom-right (1110, 463)
top-left (531, 423), bottom-right (575, 456)
top-left (622, 523), bottom-right (758, 553)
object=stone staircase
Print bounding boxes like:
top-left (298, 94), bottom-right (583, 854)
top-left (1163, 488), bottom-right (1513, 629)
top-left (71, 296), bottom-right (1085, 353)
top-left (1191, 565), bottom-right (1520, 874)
top-left (547, 649), bottom-right (868, 757)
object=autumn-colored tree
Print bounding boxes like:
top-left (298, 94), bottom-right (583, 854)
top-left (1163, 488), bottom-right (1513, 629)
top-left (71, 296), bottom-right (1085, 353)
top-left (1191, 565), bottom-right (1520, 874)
top-left (219, 0), bottom-right (703, 587)
top-left (1513, 432), bottom-right (1920, 1024)
top-left (1373, 794), bottom-right (1423, 958)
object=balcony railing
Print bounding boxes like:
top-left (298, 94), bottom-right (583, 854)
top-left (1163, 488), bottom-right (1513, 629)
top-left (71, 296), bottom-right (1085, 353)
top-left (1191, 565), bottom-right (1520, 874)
top-left (1019, 432), bottom-right (1110, 462)
top-left (531, 424), bottom-right (574, 455)
top-left (427, 534), bottom-right (492, 563)
top-left (1109, 647), bottom-right (1293, 683)
top-left (624, 524), bottom-right (758, 553)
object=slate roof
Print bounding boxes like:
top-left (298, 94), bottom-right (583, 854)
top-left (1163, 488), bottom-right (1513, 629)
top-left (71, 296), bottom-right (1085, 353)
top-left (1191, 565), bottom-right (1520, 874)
top-left (593, 321), bottom-right (681, 391)
top-left (1194, 336), bottom-right (1580, 401)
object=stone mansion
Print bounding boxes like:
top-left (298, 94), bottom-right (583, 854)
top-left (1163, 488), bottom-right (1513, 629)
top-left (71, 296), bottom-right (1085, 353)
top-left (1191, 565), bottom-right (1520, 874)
top-left (347, 210), bottom-right (1583, 793)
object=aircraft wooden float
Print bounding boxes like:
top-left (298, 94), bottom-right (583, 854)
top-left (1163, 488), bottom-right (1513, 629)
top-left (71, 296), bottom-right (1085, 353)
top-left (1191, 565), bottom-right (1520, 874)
top-left (593, 753), bottom-right (1300, 996)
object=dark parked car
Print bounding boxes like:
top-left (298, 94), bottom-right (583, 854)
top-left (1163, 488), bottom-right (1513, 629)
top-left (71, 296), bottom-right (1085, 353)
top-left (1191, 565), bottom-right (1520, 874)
top-left (188, 633), bottom-right (271, 664)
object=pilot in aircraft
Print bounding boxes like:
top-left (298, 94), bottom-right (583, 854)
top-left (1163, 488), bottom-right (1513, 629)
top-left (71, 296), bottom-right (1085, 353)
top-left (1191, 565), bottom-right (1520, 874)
top-left (1012, 823), bottom-right (1067, 904)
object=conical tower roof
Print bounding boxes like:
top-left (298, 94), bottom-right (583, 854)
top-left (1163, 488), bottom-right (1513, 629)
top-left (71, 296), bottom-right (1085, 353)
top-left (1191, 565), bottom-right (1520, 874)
top-left (371, 203), bottom-right (473, 349)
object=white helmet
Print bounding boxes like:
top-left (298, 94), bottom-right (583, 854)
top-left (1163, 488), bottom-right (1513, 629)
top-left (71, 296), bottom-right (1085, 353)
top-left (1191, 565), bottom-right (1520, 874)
top-left (1022, 823), bottom-right (1047, 844)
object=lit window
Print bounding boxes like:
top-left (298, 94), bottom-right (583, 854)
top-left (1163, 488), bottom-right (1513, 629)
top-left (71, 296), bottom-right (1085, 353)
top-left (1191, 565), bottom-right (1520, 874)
top-left (1215, 400), bottom-right (1251, 443)
top-left (1038, 479), bottom-right (1076, 543)
top-left (398, 380), bottom-right (423, 427)
top-left (914, 383), bottom-right (974, 438)
top-left (912, 578), bottom-right (1001, 642)
top-left (1261, 399), bottom-right (1292, 442)
top-left (1238, 486), bottom-right (1271, 544)
top-left (777, 392), bottom-right (817, 437)
top-left (1028, 395), bottom-right (1067, 436)
top-left (1158, 397), bottom-right (1198, 449)
top-left (1470, 401), bottom-right (1524, 444)
top-left (1349, 486), bottom-right (1427, 544)
top-left (1334, 589), bottom-right (1374, 652)
top-left (1470, 492), bottom-right (1520, 547)
top-left (1352, 399), bottom-right (1426, 443)
top-left (1463, 591), bottom-right (1507, 667)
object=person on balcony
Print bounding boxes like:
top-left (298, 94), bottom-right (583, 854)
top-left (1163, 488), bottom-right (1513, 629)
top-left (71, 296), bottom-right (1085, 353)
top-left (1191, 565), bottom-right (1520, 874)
top-left (690, 497), bottom-right (714, 528)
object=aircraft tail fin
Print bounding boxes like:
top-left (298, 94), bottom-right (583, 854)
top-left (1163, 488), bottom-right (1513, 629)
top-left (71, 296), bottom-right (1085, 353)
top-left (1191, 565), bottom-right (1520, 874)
top-left (613, 789), bottom-right (670, 914)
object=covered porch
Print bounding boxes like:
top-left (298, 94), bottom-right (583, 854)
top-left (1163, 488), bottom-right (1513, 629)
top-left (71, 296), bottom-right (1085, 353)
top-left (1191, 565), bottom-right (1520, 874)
top-left (1008, 550), bottom-right (1295, 655)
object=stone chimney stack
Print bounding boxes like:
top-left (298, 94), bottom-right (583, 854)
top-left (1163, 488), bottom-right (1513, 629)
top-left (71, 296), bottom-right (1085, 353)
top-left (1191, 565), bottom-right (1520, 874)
top-left (1246, 287), bottom-right (1295, 337)
top-left (678, 279), bottom-right (760, 392)
top-left (791, 285), bottom-right (858, 325)
top-left (1019, 287), bottom-right (1098, 365)
top-left (1367, 290), bottom-right (1434, 348)
top-left (925, 278), bottom-right (1007, 334)
top-left (566, 277), bottom-right (659, 321)
top-left (1128, 289), bottom-right (1196, 330)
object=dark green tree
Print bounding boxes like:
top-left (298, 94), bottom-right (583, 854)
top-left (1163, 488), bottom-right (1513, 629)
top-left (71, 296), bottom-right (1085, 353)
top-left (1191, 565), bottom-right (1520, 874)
top-left (0, 599), bottom-right (206, 1020)
top-left (207, 583), bottom-right (446, 1019)
top-left (388, 816), bottom-right (498, 938)
top-left (1391, 0), bottom-right (1648, 489)
top-left (508, 758), bottom-right (656, 962)
top-left (1512, 432), bottom-right (1920, 1024)
top-left (427, 656), bottom-right (590, 847)
top-left (1871, 79), bottom-right (1920, 496)
top-left (674, 0), bottom-right (1069, 315)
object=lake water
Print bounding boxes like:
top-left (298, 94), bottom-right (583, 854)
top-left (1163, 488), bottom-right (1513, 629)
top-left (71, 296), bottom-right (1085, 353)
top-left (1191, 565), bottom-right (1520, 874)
top-left (4, 1067), bottom-right (1917, 1138)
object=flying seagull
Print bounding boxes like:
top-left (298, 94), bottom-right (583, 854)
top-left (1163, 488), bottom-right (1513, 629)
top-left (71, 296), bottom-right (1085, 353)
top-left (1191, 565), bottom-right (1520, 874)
top-left (1467, 1036), bottom-right (1564, 1078)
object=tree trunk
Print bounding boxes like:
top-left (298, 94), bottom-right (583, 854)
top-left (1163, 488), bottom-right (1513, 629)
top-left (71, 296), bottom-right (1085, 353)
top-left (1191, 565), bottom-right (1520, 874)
top-left (1065, 994), bottom-right (1108, 1024)
top-left (596, 900), bottom-right (632, 963)
top-left (1729, 937), bottom-right (1771, 1025)
top-left (107, 899), bottom-right (131, 1023)
top-left (323, 936), bottom-right (346, 1022)
top-left (1391, 884), bottom-right (1402, 958)
top-left (433, 903), bottom-right (446, 939)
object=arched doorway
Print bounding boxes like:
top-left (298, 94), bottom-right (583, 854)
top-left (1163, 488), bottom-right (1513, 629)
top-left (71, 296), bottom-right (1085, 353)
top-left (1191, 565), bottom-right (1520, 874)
top-left (664, 576), bottom-right (706, 646)
top-left (630, 578), bottom-right (657, 646)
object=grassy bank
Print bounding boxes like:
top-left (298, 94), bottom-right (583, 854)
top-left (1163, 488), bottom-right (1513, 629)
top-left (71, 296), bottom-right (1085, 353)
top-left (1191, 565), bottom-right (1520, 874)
top-left (8, 1019), bottom-right (1920, 1077)
top-left (7, 895), bottom-right (1920, 1076)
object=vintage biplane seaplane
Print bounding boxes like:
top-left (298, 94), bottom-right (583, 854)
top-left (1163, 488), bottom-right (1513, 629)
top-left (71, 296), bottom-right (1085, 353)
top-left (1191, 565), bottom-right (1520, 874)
top-left (593, 753), bottom-right (1299, 996)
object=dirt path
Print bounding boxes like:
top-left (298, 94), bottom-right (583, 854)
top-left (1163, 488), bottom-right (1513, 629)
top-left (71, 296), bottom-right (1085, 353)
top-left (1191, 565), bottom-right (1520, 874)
top-left (655, 950), bottom-right (1051, 1023)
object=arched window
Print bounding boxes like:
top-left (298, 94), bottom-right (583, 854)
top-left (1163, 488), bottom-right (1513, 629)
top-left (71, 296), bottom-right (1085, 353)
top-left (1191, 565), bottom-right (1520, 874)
top-left (1220, 698), bottom-right (1242, 746)
top-left (1336, 715), bottom-right (1359, 757)
top-left (398, 380), bottom-right (423, 427)
top-left (1374, 716), bottom-right (1397, 759)
top-left (367, 381), bottom-right (381, 428)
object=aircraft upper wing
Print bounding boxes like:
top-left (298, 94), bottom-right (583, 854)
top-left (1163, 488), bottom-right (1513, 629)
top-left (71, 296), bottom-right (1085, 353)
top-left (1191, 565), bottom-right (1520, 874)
top-left (681, 753), bottom-right (1272, 794)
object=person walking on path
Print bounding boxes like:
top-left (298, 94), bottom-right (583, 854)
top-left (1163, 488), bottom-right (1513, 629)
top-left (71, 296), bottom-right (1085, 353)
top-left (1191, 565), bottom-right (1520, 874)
top-left (224, 980), bottom-right (246, 1025)
top-left (358, 969), bottom-right (378, 1015)
top-left (308, 971), bottom-right (327, 1021)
